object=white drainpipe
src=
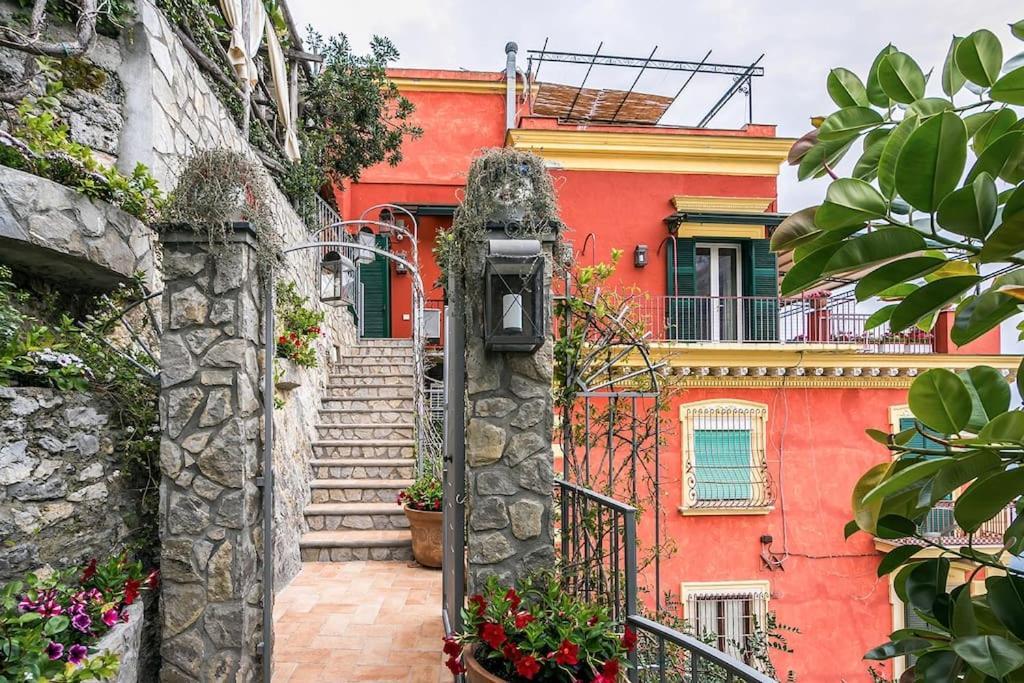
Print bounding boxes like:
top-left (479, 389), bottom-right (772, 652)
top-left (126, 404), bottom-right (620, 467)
top-left (505, 41), bottom-right (518, 131)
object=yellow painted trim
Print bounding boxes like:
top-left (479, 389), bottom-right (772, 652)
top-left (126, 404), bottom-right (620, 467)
top-left (679, 399), bottom-right (770, 511)
top-left (389, 77), bottom-right (527, 94)
top-left (672, 196), bottom-right (774, 212)
top-left (675, 223), bottom-right (765, 239)
top-left (677, 376), bottom-right (916, 388)
top-left (679, 506), bottom-right (774, 516)
top-left (506, 128), bottom-right (793, 176)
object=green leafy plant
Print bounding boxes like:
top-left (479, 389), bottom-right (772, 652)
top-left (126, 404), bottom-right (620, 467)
top-left (444, 574), bottom-right (636, 681)
top-left (0, 556), bottom-right (157, 682)
top-left (397, 471), bottom-right (442, 512)
top-left (774, 21), bottom-right (1024, 681)
top-left (0, 91), bottom-right (162, 222)
top-left (274, 281), bottom-right (324, 368)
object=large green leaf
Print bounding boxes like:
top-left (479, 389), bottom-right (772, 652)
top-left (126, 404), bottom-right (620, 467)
top-left (855, 257), bottom-right (946, 301)
top-left (876, 545), bottom-right (923, 578)
top-left (928, 450), bottom-right (1000, 503)
top-left (815, 178), bottom-right (888, 229)
top-left (952, 290), bottom-right (1022, 345)
top-left (936, 172), bottom-right (998, 239)
top-left (951, 635), bottom-right (1024, 678)
top-left (878, 114), bottom-right (919, 199)
top-left (912, 651), bottom-right (960, 679)
top-left (954, 468), bottom-right (1024, 532)
top-left (852, 462), bottom-right (892, 533)
top-left (942, 36), bottom-right (967, 97)
top-left (978, 411), bottom-right (1024, 443)
top-left (827, 67), bottom-right (870, 108)
top-left (908, 368), bottom-right (973, 435)
top-left (779, 242), bottom-right (845, 296)
top-left (861, 457), bottom-right (952, 505)
top-left (864, 637), bottom-right (934, 660)
top-left (819, 107), bottom-right (884, 141)
top-left (992, 68), bottom-right (1024, 104)
top-left (958, 366), bottom-right (1011, 433)
top-left (1014, 20), bottom-right (1024, 42)
top-left (852, 135), bottom-right (888, 182)
top-left (907, 558), bottom-right (950, 613)
top-left (973, 109), bottom-right (1018, 154)
top-left (978, 190), bottom-right (1024, 262)
top-left (877, 52), bottom-right (927, 103)
top-left (865, 304), bottom-right (897, 331)
top-left (867, 44), bottom-right (899, 108)
top-left (955, 29), bottom-right (1004, 88)
top-left (967, 130), bottom-right (1024, 185)
top-left (770, 206), bottom-right (821, 253)
top-left (823, 228), bottom-right (925, 275)
top-left (895, 112), bottom-right (969, 212)
top-left (889, 275), bottom-right (981, 333)
top-left (797, 135), bottom-right (856, 181)
top-left (952, 585), bottom-right (978, 638)
top-left (987, 576), bottom-right (1024, 641)
top-left (907, 98), bottom-right (954, 120)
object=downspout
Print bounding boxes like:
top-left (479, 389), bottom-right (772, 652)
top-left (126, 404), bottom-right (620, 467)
top-left (505, 42), bottom-right (518, 131)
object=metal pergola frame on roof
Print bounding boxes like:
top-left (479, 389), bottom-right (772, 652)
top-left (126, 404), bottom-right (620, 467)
top-left (526, 43), bottom-right (766, 128)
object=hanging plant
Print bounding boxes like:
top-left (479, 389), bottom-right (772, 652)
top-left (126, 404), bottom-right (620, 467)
top-left (160, 148), bottom-right (283, 278)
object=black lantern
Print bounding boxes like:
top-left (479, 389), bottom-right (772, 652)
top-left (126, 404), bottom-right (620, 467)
top-left (634, 244), bottom-right (649, 267)
top-left (320, 251), bottom-right (356, 305)
top-left (483, 239), bottom-right (545, 352)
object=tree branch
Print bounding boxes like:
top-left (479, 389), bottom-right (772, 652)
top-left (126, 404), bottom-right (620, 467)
top-left (0, 0), bottom-right (98, 57)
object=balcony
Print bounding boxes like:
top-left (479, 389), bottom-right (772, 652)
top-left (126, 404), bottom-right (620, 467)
top-left (878, 501), bottom-right (1017, 549)
top-left (631, 293), bottom-right (935, 354)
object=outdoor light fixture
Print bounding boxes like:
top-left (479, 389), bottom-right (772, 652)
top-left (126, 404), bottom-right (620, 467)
top-left (320, 251), bottom-right (356, 305)
top-left (356, 227), bottom-right (376, 264)
top-left (483, 239), bottom-right (545, 352)
top-left (634, 244), bottom-right (649, 268)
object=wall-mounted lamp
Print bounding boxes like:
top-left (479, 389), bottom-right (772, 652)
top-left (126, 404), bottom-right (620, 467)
top-left (483, 239), bottom-right (544, 353)
top-left (356, 227), bottom-right (376, 264)
top-left (634, 244), bottom-right (649, 268)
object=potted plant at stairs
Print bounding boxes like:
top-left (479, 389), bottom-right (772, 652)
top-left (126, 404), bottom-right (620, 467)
top-left (397, 471), bottom-right (443, 568)
top-left (274, 280), bottom-right (324, 392)
top-left (442, 574), bottom-right (637, 682)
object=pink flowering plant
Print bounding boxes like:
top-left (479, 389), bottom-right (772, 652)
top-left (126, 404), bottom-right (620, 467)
top-left (0, 556), bottom-right (158, 682)
top-left (397, 472), bottom-right (442, 512)
top-left (444, 574), bottom-right (636, 681)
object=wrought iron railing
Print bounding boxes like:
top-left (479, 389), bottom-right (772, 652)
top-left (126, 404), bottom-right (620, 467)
top-left (555, 479), bottom-right (775, 682)
top-left (886, 501), bottom-right (1017, 547)
top-left (425, 298), bottom-right (446, 350)
top-left (629, 293), bottom-right (935, 354)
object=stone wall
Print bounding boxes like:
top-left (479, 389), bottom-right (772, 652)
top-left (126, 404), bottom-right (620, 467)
top-left (0, 387), bottom-right (143, 582)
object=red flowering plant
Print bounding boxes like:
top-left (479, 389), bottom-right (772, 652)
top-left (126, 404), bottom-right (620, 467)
top-left (0, 555), bottom-right (157, 681)
top-left (397, 471), bottom-right (442, 512)
top-left (444, 574), bottom-right (635, 681)
top-left (275, 280), bottom-right (325, 369)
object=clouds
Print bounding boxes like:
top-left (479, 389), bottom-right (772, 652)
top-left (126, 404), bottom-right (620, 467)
top-left (289, 0), bottom-right (1020, 211)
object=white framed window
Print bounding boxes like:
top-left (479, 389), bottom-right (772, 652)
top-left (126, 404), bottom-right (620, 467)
top-left (682, 581), bottom-right (770, 661)
top-left (680, 400), bottom-right (772, 513)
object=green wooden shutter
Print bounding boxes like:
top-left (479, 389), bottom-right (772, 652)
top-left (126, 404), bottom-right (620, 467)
top-left (741, 239), bottom-right (779, 342)
top-left (899, 417), bottom-right (953, 534)
top-left (666, 238), bottom-right (698, 341)
top-left (359, 235), bottom-right (391, 338)
top-left (693, 429), bottom-right (753, 501)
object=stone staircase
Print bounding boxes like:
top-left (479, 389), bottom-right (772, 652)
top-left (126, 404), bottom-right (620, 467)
top-left (299, 339), bottom-right (417, 562)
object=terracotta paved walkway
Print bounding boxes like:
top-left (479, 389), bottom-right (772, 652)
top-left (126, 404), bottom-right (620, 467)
top-left (273, 562), bottom-right (447, 682)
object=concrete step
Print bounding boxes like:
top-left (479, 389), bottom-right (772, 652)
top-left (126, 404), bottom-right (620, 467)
top-left (352, 339), bottom-right (414, 347)
top-left (299, 529), bottom-right (412, 562)
top-left (321, 396), bottom-right (414, 411)
top-left (317, 407), bottom-right (415, 425)
top-left (312, 440), bottom-right (414, 459)
top-left (309, 478), bottom-right (412, 504)
top-left (328, 367), bottom-right (415, 379)
top-left (325, 384), bottom-right (415, 399)
top-left (304, 502), bottom-right (409, 532)
top-left (311, 458), bottom-right (416, 480)
top-left (315, 423), bottom-right (415, 440)
top-left (331, 358), bottom-right (415, 369)
top-left (327, 373), bottom-right (415, 384)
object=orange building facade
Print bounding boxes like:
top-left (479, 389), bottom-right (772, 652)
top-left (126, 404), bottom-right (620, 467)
top-left (333, 61), bottom-right (1018, 681)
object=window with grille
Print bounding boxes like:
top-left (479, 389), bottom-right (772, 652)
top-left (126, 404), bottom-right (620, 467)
top-left (686, 588), bottom-right (769, 661)
top-left (681, 401), bottom-right (772, 510)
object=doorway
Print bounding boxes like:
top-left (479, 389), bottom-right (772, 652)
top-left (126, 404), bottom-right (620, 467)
top-left (695, 243), bottom-right (742, 342)
top-left (358, 234), bottom-right (391, 338)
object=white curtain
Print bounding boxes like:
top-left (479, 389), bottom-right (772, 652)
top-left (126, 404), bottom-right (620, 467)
top-left (220, 0), bottom-right (266, 87)
top-left (265, 23), bottom-right (300, 161)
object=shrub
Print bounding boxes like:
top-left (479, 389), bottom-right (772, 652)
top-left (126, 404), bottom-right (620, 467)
top-left (274, 281), bottom-right (324, 368)
top-left (444, 574), bottom-right (635, 681)
top-left (397, 472), bottom-right (442, 512)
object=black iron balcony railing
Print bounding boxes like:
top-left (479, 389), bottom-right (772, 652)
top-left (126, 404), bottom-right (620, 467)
top-left (555, 479), bottom-right (775, 683)
top-left (882, 500), bottom-right (1017, 547)
top-left (630, 293), bottom-right (935, 354)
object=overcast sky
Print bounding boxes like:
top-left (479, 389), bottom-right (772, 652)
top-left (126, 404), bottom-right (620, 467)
top-left (290, 0), bottom-right (1022, 211)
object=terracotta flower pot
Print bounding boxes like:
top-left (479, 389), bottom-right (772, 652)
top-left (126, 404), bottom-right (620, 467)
top-left (403, 505), bottom-right (442, 568)
top-left (464, 647), bottom-right (507, 683)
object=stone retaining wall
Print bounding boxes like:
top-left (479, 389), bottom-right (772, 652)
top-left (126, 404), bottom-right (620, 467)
top-left (0, 387), bottom-right (146, 582)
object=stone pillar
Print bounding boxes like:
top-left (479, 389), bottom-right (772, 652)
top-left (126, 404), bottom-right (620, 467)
top-left (157, 225), bottom-right (264, 681)
top-left (463, 231), bottom-right (557, 592)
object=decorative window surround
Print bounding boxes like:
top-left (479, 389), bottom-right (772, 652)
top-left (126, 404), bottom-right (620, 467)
top-left (681, 580), bottom-right (771, 661)
top-left (679, 400), bottom-right (772, 514)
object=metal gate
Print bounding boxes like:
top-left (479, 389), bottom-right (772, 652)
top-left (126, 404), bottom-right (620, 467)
top-left (441, 272), bottom-right (466, 637)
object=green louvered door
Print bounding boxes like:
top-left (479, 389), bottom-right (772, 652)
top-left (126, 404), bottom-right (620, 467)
top-left (741, 239), bottom-right (778, 342)
top-left (666, 238), bottom-right (700, 341)
top-left (358, 235), bottom-right (391, 338)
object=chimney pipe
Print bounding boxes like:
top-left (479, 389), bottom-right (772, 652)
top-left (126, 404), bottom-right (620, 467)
top-left (505, 41), bottom-right (518, 131)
